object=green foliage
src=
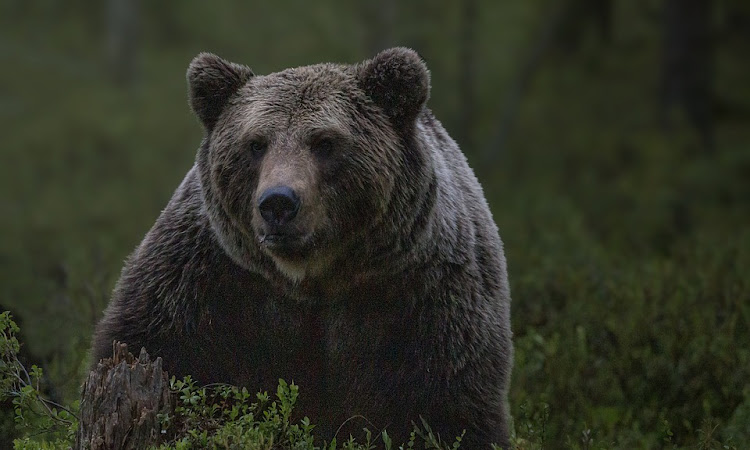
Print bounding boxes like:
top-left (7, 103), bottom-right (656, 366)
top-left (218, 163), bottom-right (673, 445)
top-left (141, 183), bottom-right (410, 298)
top-left (0, 312), bottom-right (78, 448)
top-left (156, 377), bottom-right (315, 449)
top-left (155, 377), bottom-right (464, 449)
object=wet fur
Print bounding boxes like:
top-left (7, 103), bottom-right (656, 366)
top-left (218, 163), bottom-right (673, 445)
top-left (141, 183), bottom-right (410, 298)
top-left (92, 48), bottom-right (512, 448)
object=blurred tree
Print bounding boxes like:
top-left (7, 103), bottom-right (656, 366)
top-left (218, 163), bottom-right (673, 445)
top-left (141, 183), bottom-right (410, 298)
top-left (558, 0), bottom-right (614, 50)
top-left (483, 1), bottom-right (567, 164)
top-left (659, 0), bottom-right (715, 152)
top-left (458, 0), bottom-right (478, 151)
top-left (107, 0), bottom-right (139, 86)
top-left (360, 0), bottom-right (397, 54)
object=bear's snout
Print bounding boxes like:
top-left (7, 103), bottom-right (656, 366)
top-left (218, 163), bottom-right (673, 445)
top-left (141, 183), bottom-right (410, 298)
top-left (258, 186), bottom-right (301, 227)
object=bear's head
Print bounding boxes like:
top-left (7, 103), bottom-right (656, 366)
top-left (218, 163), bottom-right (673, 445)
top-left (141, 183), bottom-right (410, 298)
top-left (188, 48), bottom-right (432, 285)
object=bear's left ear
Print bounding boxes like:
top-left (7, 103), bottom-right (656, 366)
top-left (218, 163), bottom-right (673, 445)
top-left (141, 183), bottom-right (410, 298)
top-left (358, 47), bottom-right (431, 131)
top-left (187, 53), bottom-right (254, 130)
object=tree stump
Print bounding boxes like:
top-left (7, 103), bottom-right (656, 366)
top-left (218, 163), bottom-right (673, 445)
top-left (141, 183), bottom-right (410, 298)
top-left (76, 342), bottom-right (172, 450)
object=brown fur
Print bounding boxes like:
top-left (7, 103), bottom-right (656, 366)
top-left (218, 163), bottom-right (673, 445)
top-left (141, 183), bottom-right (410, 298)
top-left (91, 48), bottom-right (513, 448)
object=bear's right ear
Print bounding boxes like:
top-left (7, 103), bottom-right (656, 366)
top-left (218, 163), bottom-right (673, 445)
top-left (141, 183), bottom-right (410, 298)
top-left (187, 53), bottom-right (254, 130)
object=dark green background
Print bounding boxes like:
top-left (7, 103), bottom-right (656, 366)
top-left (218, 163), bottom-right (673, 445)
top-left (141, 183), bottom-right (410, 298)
top-left (1, 0), bottom-right (748, 447)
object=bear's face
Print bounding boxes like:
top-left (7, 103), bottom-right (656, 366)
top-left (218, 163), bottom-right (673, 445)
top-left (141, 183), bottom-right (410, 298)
top-left (187, 49), bottom-right (430, 282)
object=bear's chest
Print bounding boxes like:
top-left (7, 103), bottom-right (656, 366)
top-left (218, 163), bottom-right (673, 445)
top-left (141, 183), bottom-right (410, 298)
top-left (205, 285), bottom-right (326, 381)
top-left (194, 270), bottom-right (430, 433)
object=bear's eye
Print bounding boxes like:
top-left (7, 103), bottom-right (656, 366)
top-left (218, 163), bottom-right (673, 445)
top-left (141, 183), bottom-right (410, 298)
top-left (311, 137), bottom-right (335, 158)
top-left (248, 140), bottom-right (267, 158)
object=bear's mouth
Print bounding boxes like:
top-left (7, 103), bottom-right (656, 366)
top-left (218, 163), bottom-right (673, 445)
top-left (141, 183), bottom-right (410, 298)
top-left (258, 232), bottom-right (309, 259)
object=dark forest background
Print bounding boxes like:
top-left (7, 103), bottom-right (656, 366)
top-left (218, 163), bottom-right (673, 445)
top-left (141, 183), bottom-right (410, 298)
top-left (1, 0), bottom-right (749, 447)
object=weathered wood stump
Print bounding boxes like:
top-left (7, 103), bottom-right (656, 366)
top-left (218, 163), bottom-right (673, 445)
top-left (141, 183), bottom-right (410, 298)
top-left (76, 342), bottom-right (173, 450)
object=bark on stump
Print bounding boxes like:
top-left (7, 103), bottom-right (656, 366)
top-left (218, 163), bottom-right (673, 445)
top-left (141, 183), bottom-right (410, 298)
top-left (76, 342), bottom-right (172, 450)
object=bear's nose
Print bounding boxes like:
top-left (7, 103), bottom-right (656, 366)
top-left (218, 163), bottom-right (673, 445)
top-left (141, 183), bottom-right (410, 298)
top-left (258, 186), bottom-right (300, 226)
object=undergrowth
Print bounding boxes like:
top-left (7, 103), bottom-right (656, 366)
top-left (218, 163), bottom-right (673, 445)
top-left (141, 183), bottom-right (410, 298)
top-left (2, 311), bottom-right (743, 449)
top-left (1, 312), bottom-right (473, 449)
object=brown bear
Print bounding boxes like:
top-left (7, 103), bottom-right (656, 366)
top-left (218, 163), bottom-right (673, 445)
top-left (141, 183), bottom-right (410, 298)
top-left (91, 48), bottom-right (513, 448)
